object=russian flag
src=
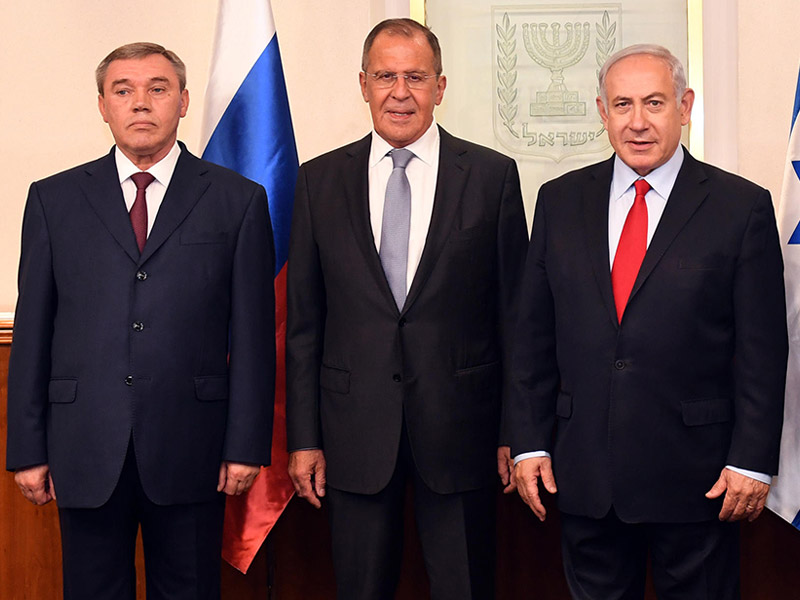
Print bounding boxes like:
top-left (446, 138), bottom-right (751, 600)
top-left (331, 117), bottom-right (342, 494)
top-left (200, 0), bottom-right (299, 571)
top-left (767, 61), bottom-right (800, 530)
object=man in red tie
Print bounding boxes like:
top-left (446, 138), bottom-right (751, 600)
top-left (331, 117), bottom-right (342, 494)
top-left (509, 44), bottom-right (788, 599)
top-left (6, 43), bottom-right (275, 599)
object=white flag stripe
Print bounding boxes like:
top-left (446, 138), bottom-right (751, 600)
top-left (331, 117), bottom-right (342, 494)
top-left (199, 0), bottom-right (276, 152)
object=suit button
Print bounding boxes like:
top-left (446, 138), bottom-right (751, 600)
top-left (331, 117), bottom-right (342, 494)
top-left (125, 375), bottom-right (133, 386)
top-left (132, 321), bottom-right (144, 332)
top-left (399, 317), bottom-right (407, 328)
top-left (614, 360), bottom-right (625, 370)
top-left (392, 374), bottom-right (402, 382)
top-left (136, 270), bottom-right (148, 281)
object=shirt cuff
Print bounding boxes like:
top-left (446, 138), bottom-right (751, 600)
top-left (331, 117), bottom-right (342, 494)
top-left (513, 451), bottom-right (551, 466)
top-left (725, 465), bottom-right (772, 485)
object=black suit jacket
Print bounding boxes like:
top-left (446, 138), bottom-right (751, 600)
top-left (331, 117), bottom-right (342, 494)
top-left (6, 144), bottom-right (276, 508)
top-left (509, 149), bottom-right (788, 522)
top-left (286, 127), bottom-right (528, 495)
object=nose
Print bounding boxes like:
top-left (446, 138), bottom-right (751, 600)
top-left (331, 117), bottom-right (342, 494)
top-left (132, 89), bottom-right (151, 112)
top-left (629, 103), bottom-right (648, 131)
top-left (390, 75), bottom-right (412, 100)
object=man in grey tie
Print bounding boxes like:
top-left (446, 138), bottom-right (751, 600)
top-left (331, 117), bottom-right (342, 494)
top-left (286, 18), bottom-right (528, 600)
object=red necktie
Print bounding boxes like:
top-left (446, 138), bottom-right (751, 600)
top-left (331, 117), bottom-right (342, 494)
top-left (130, 172), bottom-right (155, 253)
top-left (611, 178), bottom-right (650, 322)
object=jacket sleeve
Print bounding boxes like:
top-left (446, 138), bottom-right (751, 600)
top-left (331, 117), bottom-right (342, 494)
top-left (224, 183), bottom-right (276, 465)
top-left (496, 158), bottom-right (531, 446)
top-left (6, 182), bottom-right (56, 471)
top-left (506, 186), bottom-right (561, 456)
top-left (727, 188), bottom-right (788, 474)
top-left (286, 164), bottom-right (326, 451)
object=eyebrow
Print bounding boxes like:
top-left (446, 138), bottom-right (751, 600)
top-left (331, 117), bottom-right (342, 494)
top-left (110, 76), bottom-right (172, 87)
top-left (612, 92), bottom-right (668, 103)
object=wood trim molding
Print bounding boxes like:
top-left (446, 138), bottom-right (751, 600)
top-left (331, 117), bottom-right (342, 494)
top-left (0, 312), bottom-right (14, 345)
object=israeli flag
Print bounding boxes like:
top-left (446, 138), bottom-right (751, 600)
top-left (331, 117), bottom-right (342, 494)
top-left (767, 63), bottom-right (800, 530)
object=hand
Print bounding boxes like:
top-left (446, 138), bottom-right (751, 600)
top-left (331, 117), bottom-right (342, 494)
top-left (497, 446), bottom-right (517, 493)
top-left (217, 462), bottom-right (261, 496)
top-left (288, 449), bottom-right (326, 509)
top-left (705, 468), bottom-right (770, 522)
top-left (15, 464), bottom-right (56, 506)
top-left (514, 456), bottom-right (557, 521)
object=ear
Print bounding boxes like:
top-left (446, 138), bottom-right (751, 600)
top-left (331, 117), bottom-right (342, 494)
top-left (179, 89), bottom-right (189, 118)
top-left (98, 94), bottom-right (109, 123)
top-left (596, 96), bottom-right (609, 128)
top-left (434, 75), bottom-right (447, 106)
top-left (679, 88), bottom-right (695, 126)
top-left (359, 71), bottom-right (369, 102)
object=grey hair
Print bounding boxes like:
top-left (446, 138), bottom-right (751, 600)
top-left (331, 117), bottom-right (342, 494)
top-left (361, 18), bottom-right (443, 75)
top-left (598, 44), bottom-right (687, 108)
top-left (96, 42), bottom-right (186, 95)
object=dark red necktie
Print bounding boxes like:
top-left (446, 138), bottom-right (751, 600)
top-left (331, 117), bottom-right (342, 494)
top-left (611, 178), bottom-right (650, 322)
top-left (130, 172), bottom-right (155, 253)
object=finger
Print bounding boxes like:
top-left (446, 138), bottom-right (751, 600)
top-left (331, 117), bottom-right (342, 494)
top-left (517, 475), bottom-right (546, 521)
top-left (314, 466), bottom-right (327, 499)
top-left (293, 470), bottom-right (321, 507)
top-left (503, 470), bottom-right (518, 495)
top-left (48, 473), bottom-right (56, 501)
top-left (217, 464), bottom-right (227, 492)
top-left (239, 473), bottom-right (258, 493)
top-left (498, 461), bottom-right (510, 486)
top-left (718, 493), bottom-right (744, 521)
top-left (705, 476), bottom-right (727, 500)
top-left (540, 462), bottom-right (558, 494)
top-left (749, 502), bottom-right (766, 522)
top-left (29, 484), bottom-right (50, 506)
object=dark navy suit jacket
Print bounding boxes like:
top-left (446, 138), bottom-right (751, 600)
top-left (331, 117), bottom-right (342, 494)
top-left (6, 144), bottom-right (276, 508)
top-left (509, 149), bottom-right (788, 522)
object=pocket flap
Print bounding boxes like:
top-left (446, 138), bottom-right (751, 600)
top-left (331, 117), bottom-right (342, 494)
top-left (49, 379), bottom-right (77, 404)
top-left (194, 376), bottom-right (229, 401)
top-left (320, 365), bottom-right (350, 394)
top-left (681, 398), bottom-right (732, 426)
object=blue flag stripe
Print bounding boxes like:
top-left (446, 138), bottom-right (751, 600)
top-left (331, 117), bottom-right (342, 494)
top-left (792, 66), bottom-right (800, 133)
top-left (202, 33), bottom-right (298, 273)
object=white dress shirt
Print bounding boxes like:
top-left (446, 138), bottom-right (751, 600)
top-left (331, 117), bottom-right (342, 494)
top-left (368, 120), bottom-right (440, 292)
top-left (515, 146), bottom-right (770, 484)
top-left (115, 142), bottom-right (181, 236)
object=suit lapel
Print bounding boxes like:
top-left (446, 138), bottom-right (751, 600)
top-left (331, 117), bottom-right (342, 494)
top-left (582, 157), bottom-right (619, 326)
top-left (81, 149), bottom-right (141, 263)
top-left (628, 150), bottom-right (709, 303)
top-left (402, 128), bottom-right (468, 314)
top-left (140, 146), bottom-right (211, 264)
top-left (342, 135), bottom-right (400, 310)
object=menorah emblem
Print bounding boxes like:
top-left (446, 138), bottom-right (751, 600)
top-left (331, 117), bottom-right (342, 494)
top-left (523, 21), bottom-right (591, 117)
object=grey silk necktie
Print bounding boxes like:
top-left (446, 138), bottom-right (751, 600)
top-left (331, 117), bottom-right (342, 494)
top-left (380, 148), bottom-right (414, 310)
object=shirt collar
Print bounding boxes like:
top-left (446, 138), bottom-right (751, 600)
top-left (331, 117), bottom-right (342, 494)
top-left (611, 144), bottom-right (684, 201)
top-left (368, 119), bottom-right (439, 168)
top-left (114, 142), bottom-right (182, 187)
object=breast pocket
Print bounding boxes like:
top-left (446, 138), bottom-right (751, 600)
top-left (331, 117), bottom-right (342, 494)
top-left (180, 231), bottom-right (228, 245)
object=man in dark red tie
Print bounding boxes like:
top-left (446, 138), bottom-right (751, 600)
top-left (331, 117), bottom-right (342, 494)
top-left (509, 44), bottom-right (788, 599)
top-left (6, 43), bottom-right (275, 599)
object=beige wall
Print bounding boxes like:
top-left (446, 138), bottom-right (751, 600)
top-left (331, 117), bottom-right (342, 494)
top-left (1, 0), bottom-right (799, 312)
top-left (737, 1), bottom-right (800, 197)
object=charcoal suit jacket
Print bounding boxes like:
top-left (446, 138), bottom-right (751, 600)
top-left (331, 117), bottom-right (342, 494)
top-left (287, 127), bottom-right (529, 495)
